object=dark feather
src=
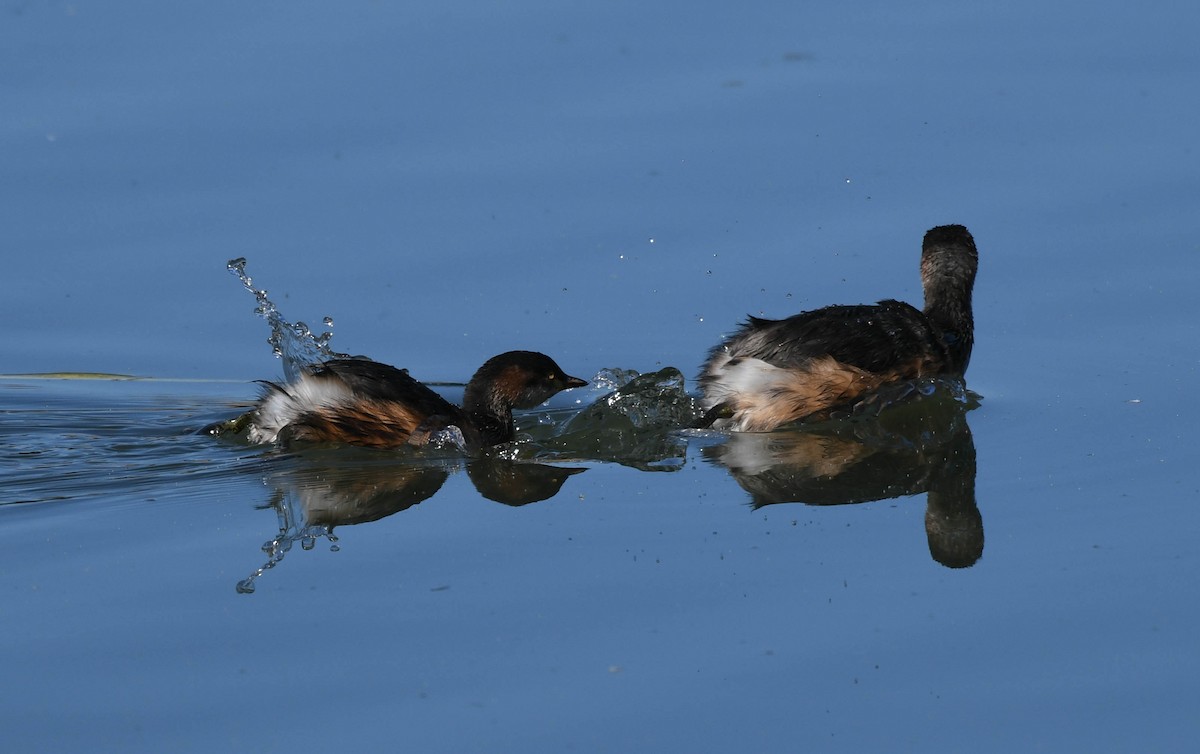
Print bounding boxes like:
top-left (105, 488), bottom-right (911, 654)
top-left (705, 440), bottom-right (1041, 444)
top-left (309, 359), bottom-right (461, 419)
top-left (719, 300), bottom-right (948, 375)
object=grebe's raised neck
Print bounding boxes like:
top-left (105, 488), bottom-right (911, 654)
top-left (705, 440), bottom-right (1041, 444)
top-left (920, 224), bottom-right (978, 374)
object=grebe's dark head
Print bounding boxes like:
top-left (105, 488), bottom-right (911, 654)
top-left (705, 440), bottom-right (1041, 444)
top-left (464, 350), bottom-right (588, 414)
top-left (920, 224), bottom-right (978, 297)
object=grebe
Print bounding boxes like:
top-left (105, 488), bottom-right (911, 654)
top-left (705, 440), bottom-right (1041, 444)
top-left (698, 224), bottom-right (978, 431)
top-left (247, 350), bottom-right (587, 450)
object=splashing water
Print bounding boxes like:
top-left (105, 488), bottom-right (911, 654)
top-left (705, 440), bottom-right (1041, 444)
top-left (522, 367), bottom-right (705, 470)
top-left (227, 258), bottom-right (352, 381)
top-left (236, 490), bottom-right (340, 594)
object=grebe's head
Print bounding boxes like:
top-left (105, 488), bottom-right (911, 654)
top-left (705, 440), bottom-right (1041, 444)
top-left (920, 224), bottom-right (978, 293)
top-left (467, 350), bottom-right (588, 411)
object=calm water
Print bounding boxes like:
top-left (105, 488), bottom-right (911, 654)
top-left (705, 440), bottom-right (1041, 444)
top-left (4, 1), bottom-right (1199, 752)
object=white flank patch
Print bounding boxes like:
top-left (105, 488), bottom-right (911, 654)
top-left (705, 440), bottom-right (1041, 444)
top-left (702, 357), bottom-right (789, 408)
top-left (701, 356), bottom-right (798, 432)
top-left (247, 374), bottom-right (353, 443)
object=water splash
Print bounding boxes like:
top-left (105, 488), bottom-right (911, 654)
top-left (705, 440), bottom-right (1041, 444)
top-left (227, 258), bottom-right (351, 381)
top-left (428, 425), bottom-right (469, 452)
top-left (588, 367), bottom-right (642, 394)
top-left (526, 367), bottom-right (704, 470)
top-left (577, 367), bottom-right (703, 430)
top-left (236, 490), bottom-right (340, 594)
top-left (844, 376), bottom-right (980, 420)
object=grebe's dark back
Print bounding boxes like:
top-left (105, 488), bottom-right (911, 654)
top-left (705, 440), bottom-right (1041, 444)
top-left (698, 224), bottom-right (978, 431)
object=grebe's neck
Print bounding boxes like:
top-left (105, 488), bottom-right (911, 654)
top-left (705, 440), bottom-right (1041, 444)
top-left (463, 378), bottom-right (517, 445)
top-left (922, 264), bottom-right (974, 339)
top-left (920, 226), bottom-right (978, 374)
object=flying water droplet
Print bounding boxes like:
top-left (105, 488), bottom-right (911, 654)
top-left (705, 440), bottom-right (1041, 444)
top-left (226, 259), bottom-right (354, 379)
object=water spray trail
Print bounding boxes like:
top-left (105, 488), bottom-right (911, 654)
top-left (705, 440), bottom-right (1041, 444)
top-left (227, 258), bottom-right (351, 380)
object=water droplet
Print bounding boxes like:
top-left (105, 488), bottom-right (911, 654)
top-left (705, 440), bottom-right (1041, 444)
top-left (226, 258), bottom-right (352, 381)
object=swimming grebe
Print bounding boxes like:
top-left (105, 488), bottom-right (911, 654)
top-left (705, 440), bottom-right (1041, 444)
top-left (698, 224), bottom-right (978, 431)
top-left (247, 350), bottom-right (587, 450)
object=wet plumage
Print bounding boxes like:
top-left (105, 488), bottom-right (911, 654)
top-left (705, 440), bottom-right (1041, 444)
top-left (247, 350), bottom-right (587, 450)
top-left (698, 224), bottom-right (978, 431)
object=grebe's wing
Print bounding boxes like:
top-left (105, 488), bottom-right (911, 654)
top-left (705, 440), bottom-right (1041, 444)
top-left (727, 300), bottom-right (940, 374)
top-left (312, 359), bottom-right (458, 415)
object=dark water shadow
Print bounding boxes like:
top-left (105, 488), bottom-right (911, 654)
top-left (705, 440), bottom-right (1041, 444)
top-left (703, 380), bottom-right (983, 569)
top-left (235, 450), bottom-right (585, 593)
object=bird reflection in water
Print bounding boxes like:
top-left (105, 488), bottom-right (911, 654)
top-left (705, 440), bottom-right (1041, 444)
top-left (703, 377), bottom-right (983, 569)
top-left (229, 366), bottom-right (707, 593)
top-left (236, 451), bottom-right (584, 593)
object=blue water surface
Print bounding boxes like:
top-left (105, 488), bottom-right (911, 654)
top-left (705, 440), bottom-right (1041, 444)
top-left (3, 1), bottom-right (1198, 752)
